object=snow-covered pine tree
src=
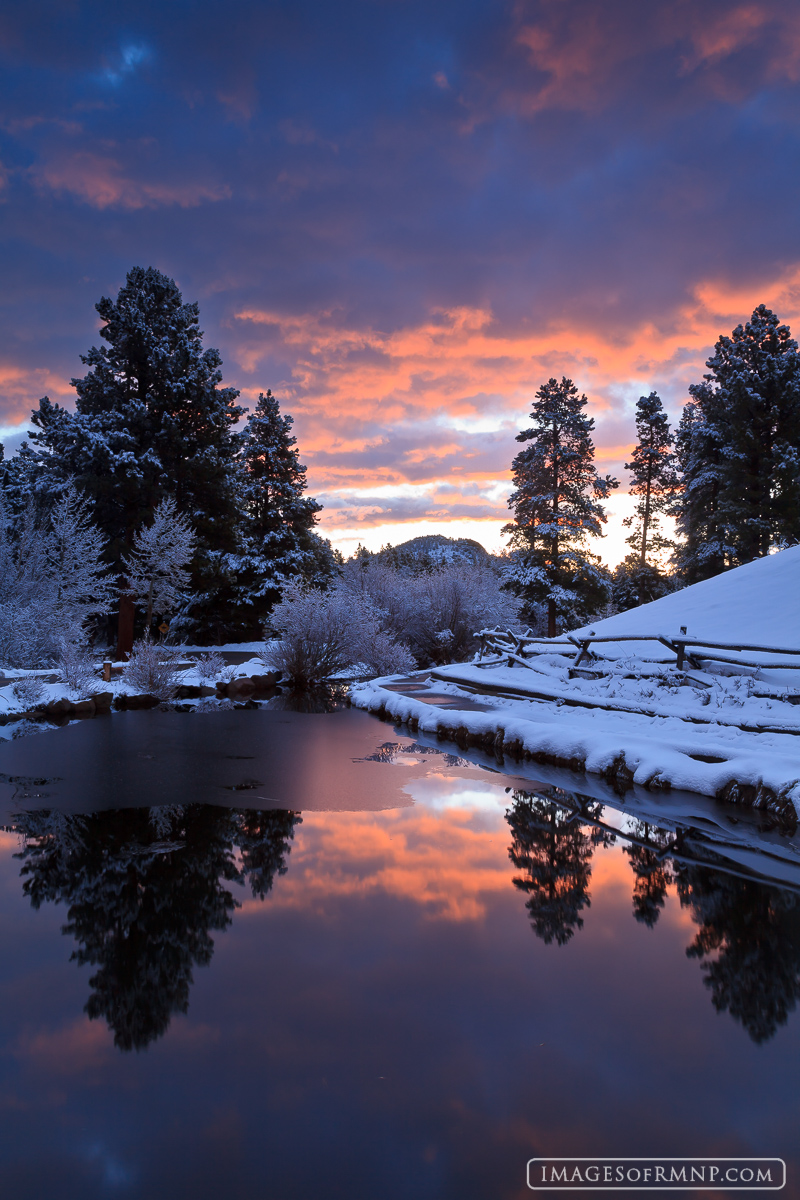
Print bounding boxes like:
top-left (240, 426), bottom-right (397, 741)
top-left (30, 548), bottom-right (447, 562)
top-left (612, 392), bottom-right (681, 611)
top-left (123, 496), bottom-right (196, 632)
top-left (670, 400), bottom-right (731, 582)
top-left (224, 390), bottom-right (334, 637)
top-left (504, 377), bottom-right (618, 636)
top-left (23, 267), bottom-right (244, 652)
top-left (674, 305), bottom-right (800, 581)
top-left (624, 392), bottom-right (679, 566)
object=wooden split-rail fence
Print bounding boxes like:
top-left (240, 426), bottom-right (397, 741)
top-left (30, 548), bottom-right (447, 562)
top-left (477, 627), bottom-right (800, 676)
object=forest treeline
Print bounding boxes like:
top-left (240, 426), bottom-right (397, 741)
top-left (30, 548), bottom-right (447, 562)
top-left (2, 266), bottom-right (799, 660)
top-left (506, 303), bottom-right (800, 634)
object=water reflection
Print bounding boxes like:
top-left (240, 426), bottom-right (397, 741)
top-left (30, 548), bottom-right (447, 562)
top-left (6, 776), bottom-right (800, 1055)
top-left (676, 863), bottom-right (800, 1044)
top-left (506, 789), bottom-right (800, 1043)
top-left (13, 805), bottom-right (300, 1051)
top-left (267, 684), bottom-right (350, 713)
top-left (507, 792), bottom-right (612, 946)
top-left (624, 822), bottom-right (675, 928)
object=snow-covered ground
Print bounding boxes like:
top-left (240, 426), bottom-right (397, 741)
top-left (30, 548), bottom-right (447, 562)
top-left (352, 550), bottom-right (800, 816)
top-left (0, 654), bottom-right (270, 729)
top-left (351, 670), bottom-right (800, 811)
top-left (573, 544), bottom-right (800, 647)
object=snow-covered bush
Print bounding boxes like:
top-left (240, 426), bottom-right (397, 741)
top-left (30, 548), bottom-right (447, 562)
top-left (194, 650), bottom-right (234, 683)
top-left (0, 485), bottom-right (113, 669)
top-left (262, 583), bottom-right (415, 685)
top-left (11, 676), bottom-right (45, 708)
top-left (123, 638), bottom-right (181, 700)
top-left (57, 639), bottom-right (96, 696)
top-left (342, 559), bottom-right (520, 665)
top-left (0, 601), bottom-right (54, 671)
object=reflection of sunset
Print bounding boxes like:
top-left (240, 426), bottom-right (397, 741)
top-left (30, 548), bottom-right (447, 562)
top-left (237, 795), bottom-right (692, 927)
top-left (242, 805), bottom-right (514, 922)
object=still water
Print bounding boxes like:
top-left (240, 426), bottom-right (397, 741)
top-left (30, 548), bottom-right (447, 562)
top-left (0, 706), bottom-right (797, 1198)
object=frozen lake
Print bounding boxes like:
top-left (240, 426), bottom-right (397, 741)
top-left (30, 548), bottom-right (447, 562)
top-left (0, 706), bottom-right (797, 1197)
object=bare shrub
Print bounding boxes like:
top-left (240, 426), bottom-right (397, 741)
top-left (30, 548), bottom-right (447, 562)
top-left (194, 650), bottom-right (235, 683)
top-left (262, 583), bottom-right (415, 685)
top-left (11, 675), bottom-right (46, 708)
top-left (123, 638), bottom-right (181, 700)
top-left (57, 639), bottom-right (96, 696)
top-left (342, 560), bottom-right (520, 665)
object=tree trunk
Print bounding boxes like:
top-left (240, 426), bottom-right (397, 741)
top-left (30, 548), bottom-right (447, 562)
top-left (640, 461), bottom-right (653, 566)
top-left (116, 588), bottom-right (136, 659)
top-left (548, 598), bottom-right (557, 639)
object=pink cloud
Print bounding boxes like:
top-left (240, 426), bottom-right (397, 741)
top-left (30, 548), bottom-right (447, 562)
top-left (31, 151), bottom-right (231, 210)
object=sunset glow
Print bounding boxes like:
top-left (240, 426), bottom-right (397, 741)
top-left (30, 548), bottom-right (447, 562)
top-left (3, 1), bottom-right (800, 558)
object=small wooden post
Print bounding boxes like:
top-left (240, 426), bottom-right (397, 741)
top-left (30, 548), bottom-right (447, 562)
top-left (102, 661), bottom-right (112, 683)
top-left (676, 626), bottom-right (687, 671)
top-left (573, 631), bottom-right (595, 668)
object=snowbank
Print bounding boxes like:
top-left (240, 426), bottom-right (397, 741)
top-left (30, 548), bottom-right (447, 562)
top-left (350, 673), bottom-right (800, 822)
top-left (573, 545), bottom-right (800, 647)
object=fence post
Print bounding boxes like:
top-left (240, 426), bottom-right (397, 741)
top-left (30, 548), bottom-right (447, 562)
top-left (676, 626), bottom-right (687, 671)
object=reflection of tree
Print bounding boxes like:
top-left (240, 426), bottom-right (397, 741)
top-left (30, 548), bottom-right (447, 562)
top-left (270, 685), bottom-right (349, 713)
top-left (623, 822), bottom-right (675, 928)
top-left (357, 741), bottom-right (469, 768)
top-left (507, 790), bottom-right (800, 1042)
top-left (15, 804), bottom-right (301, 1051)
top-left (506, 791), bottom-right (611, 946)
top-left (675, 862), bottom-right (800, 1044)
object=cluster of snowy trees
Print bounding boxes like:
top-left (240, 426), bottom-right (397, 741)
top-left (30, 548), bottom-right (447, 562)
top-left (8, 268), bottom-right (799, 665)
top-left (0, 267), bottom-right (334, 659)
top-left (504, 304), bottom-right (800, 633)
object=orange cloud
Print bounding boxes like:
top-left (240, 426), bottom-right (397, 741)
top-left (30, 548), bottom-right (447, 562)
top-left (0, 362), bottom-right (73, 426)
top-left (507, 1), bottom-right (800, 120)
top-left (237, 797), bottom-right (651, 927)
top-left (15, 1017), bottom-right (113, 1076)
top-left (232, 261), bottom-right (800, 554)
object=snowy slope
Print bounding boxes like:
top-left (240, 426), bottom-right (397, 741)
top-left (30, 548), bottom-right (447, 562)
top-left (573, 546), bottom-right (800, 647)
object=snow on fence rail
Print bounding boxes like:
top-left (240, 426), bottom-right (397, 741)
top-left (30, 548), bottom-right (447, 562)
top-left (477, 627), bottom-right (800, 674)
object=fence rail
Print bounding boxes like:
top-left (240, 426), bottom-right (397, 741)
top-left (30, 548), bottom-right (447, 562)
top-left (477, 627), bottom-right (800, 675)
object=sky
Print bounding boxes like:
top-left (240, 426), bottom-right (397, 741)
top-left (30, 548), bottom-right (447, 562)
top-left (2, 0), bottom-right (800, 562)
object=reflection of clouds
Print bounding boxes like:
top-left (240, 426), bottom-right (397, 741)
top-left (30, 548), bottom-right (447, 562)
top-left (258, 807), bottom-right (514, 922)
top-left (401, 774), bottom-right (509, 826)
top-left (15, 1016), bottom-right (113, 1075)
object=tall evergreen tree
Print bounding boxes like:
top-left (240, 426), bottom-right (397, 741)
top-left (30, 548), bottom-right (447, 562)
top-left (623, 823), bottom-right (675, 928)
top-left (676, 863), bottom-right (800, 1044)
top-left (22, 266), bottom-right (244, 651)
top-left (223, 390), bottom-right (334, 638)
top-left (624, 392), bottom-right (679, 565)
top-left (612, 392), bottom-right (680, 611)
top-left (674, 305), bottom-right (800, 582)
top-left (504, 377), bottom-right (618, 637)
